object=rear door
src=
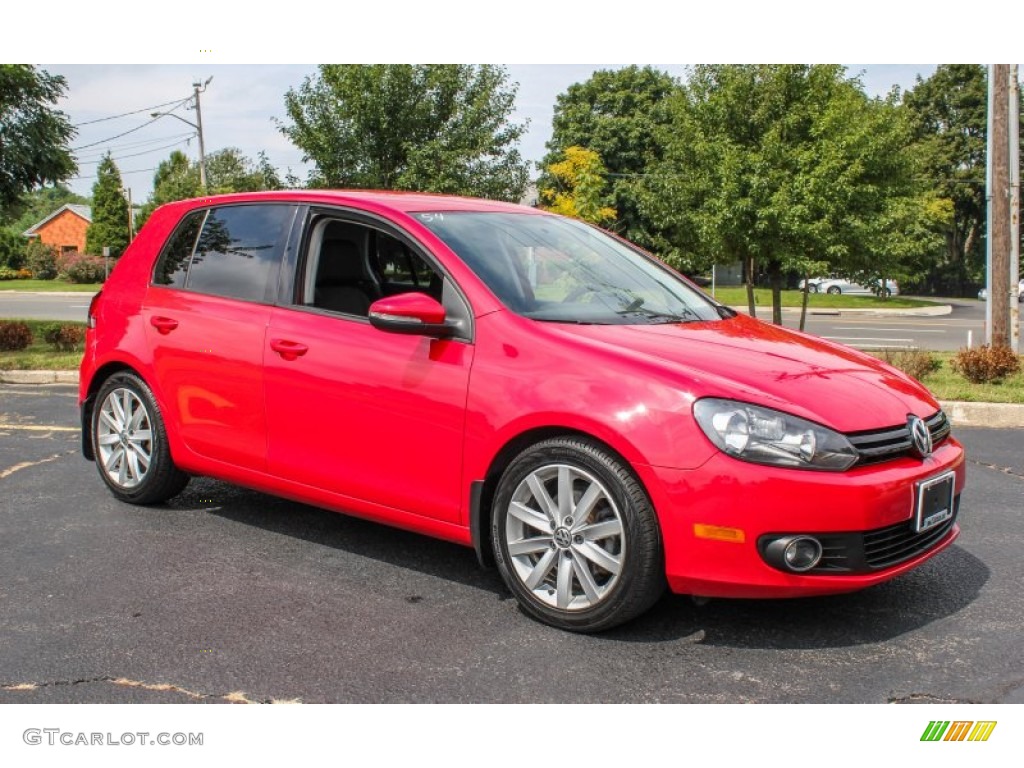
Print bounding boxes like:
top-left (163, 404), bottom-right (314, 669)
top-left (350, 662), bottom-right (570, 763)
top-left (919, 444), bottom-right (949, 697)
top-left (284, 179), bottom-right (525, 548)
top-left (144, 203), bottom-right (298, 470)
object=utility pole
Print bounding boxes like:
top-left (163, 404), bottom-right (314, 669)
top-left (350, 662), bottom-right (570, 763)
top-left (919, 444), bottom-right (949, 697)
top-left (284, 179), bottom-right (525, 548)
top-left (125, 187), bottom-right (135, 242)
top-left (192, 78), bottom-right (211, 191)
top-left (987, 64), bottom-right (1011, 348)
top-left (1010, 65), bottom-right (1020, 354)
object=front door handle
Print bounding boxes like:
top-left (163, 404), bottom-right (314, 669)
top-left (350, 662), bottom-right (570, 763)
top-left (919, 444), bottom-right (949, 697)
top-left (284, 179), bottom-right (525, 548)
top-left (150, 316), bottom-right (179, 334)
top-left (270, 338), bottom-right (309, 361)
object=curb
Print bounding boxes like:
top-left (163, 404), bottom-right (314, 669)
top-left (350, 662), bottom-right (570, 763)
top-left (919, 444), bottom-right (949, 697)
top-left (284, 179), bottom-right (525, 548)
top-left (0, 370), bottom-right (78, 384)
top-left (937, 401), bottom-right (1024, 429)
top-left (2, 371), bottom-right (1022, 429)
top-left (0, 291), bottom-right (99, 297)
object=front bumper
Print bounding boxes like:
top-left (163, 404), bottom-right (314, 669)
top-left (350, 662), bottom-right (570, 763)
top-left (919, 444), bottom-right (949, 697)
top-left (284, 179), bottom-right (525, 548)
top-left (636, 436), bottom-right (966, 598)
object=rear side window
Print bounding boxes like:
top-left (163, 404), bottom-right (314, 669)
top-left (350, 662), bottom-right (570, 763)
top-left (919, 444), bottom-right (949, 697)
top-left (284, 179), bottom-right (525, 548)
top-left (154, 204), bottom-right (295, 302)
top-left (186, 205), bottom-right (294, 302)
top-left (154, 210), bottom-right (205, 288)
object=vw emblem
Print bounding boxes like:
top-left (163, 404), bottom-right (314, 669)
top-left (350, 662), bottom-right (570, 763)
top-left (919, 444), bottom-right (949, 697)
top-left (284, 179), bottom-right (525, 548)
top-left (553, 527), bottom-right (572, 549)
top-left (908, 414), bottom-right (933, 459)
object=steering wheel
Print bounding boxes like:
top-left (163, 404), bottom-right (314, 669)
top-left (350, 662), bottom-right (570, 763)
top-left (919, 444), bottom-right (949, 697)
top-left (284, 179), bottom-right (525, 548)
top-left (562, 284), bottom-right (604, 303)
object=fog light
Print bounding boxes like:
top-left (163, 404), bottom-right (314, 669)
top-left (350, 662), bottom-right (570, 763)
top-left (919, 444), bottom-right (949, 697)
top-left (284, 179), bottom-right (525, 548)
top-left (761, 535), bottom-right (824, 573)
top-left (783, 537), bottom-right (822, 572)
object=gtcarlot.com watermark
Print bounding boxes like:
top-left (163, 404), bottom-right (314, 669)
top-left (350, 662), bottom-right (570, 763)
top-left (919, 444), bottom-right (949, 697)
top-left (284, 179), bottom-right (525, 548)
top-left (23, 729), bottom-right (203, 747)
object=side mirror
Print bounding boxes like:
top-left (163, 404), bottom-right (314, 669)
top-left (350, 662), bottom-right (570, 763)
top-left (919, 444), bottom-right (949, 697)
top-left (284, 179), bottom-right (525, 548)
top-left (368, 292), bottom-right (450, 337)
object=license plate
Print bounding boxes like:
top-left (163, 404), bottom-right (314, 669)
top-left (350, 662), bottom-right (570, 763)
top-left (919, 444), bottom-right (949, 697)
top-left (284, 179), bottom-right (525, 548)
top-left (914, 471), bottom-right (956, 533)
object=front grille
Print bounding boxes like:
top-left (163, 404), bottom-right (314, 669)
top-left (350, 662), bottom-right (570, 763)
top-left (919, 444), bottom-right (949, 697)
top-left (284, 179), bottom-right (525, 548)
top-left (847, 410), bottom-right (950, 466)
top-left (758, 496), bottom-right (959, 574)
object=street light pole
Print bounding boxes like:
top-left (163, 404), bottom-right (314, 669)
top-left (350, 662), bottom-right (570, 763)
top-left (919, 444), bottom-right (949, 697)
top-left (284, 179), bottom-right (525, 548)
top-left (151, 77), bottom-right (212, 192)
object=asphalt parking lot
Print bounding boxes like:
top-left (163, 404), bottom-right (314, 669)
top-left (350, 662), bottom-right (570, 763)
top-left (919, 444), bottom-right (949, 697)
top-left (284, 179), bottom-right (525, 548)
top-left (1, 383), bottom-right (1022, 704)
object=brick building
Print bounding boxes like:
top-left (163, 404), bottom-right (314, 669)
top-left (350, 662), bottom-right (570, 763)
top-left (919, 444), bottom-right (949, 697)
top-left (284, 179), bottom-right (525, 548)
top-left (23, 204), bottom-right (92, 254)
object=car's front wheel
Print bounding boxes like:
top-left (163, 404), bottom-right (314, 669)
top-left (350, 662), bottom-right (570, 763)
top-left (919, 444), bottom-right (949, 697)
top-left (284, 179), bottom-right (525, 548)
top-left (92, 372), bottom-right (189, 505)
top-left (826, 286), bottom-right (842, 295)
top-left (491, 437), bottom-right (664, 632)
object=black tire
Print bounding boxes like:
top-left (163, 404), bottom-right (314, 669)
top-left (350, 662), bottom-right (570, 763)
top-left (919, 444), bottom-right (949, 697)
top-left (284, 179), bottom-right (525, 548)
top-left (491, 437), bottom-right (664, 632)
top-left (826, 286), bottom-right (842, 295)
top-left (808, 284), bottom-right (819, 293)
top-left (91, 371), bottom-right (189, 505)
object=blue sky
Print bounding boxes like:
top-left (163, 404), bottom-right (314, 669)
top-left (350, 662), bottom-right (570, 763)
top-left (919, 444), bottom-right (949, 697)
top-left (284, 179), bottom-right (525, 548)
top-left (47, 64), bottom-right (937, 201)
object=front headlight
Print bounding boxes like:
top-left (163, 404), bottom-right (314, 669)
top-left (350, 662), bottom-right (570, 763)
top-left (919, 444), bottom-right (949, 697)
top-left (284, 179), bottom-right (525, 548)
top-left (693, 398), bottom-right (858, 471)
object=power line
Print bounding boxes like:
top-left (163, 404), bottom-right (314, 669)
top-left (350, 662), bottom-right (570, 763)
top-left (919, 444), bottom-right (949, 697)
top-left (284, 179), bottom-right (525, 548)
top-left (73, 132), bottom-right (194, 161)
top-left (71, 166), bottom-right (160, 182)
top-left (75, 138), bottom-right (192, 167)
top-left (72, 96), bottom-right (192, 127)
top-left (71, 102), bottom-right (192, 152)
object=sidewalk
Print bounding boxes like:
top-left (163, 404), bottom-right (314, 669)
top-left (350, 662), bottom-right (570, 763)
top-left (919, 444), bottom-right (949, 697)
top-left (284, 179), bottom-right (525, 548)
top-left (1, 369), bottom-right (1020, 428)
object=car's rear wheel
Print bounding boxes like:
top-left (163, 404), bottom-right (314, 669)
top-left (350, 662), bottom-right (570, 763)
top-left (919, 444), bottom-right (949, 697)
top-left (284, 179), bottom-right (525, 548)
top-left (808, 284), bottom-right (819, 293)
top-left (491, 437), bottom-right (664, 632)
top-left (826, 286), bottom-right (842, 295)
top-left (92, 372), bottom-right (189, 505)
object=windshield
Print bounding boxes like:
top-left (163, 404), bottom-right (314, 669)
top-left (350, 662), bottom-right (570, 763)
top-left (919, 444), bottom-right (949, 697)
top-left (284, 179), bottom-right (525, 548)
top-left (413, 211), bottom-right (724, 324)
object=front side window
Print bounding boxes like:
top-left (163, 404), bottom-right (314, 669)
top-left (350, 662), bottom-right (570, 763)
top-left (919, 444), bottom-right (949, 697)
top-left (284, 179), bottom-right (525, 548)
top-left (414, 212), bottom-right (723, 324)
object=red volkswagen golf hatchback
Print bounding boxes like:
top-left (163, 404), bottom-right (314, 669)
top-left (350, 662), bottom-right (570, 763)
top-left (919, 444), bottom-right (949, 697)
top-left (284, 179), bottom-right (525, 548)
top-left (80, 191), bottom-right (965, 632)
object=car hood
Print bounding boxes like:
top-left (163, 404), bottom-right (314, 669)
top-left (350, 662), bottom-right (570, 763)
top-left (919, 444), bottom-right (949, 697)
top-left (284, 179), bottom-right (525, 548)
top-left (547, 314), bottom-right (940, 433)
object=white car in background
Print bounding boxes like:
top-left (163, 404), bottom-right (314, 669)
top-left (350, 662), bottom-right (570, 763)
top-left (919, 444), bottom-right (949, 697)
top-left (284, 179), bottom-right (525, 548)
top-left (977, 279), bottom-right (1024, 301)
top-left (800, 277), bottom-right (900, 297)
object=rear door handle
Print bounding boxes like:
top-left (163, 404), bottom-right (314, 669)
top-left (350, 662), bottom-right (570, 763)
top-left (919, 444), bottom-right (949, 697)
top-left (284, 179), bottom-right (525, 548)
top-left (150, 316), bottom-right (179, 334)
top-left (270, 338), bottom-right (309, 361)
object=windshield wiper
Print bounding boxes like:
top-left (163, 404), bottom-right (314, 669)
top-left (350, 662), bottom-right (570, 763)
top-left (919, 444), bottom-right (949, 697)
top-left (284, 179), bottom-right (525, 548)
top-left (615, 306), bottom-right (696, 324)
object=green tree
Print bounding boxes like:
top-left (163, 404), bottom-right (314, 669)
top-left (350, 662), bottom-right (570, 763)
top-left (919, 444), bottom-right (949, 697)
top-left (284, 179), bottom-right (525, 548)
top-left (638, 65), bottom-right (939, 325)
top-left (137, 148), bottom-right (282, 228)
top-left (540, 146), bottom-right (617, 225)
top-left (543, 66), bottom-right (680, 249)
top-left (902, 65), bottom-right (988, 295)
top-left (85, 153), bottom-right (130, 257)
top-left (279, 65), bottom-right (529, 201)
top-left (0, 65), bottom-right (77, 214)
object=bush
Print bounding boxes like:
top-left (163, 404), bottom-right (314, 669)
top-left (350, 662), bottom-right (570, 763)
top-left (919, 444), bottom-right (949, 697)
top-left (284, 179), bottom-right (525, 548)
top-left (25, 240), bottom-right (58, 279)
top-left (42, 322), bottom-right (86, 352)
top-left (0, 266), bottom-right (18, 281)
top-left (0, 229), bottom-right (25, 269)
top-left (881, 348), bottom-right (940, 381)
top-left (57, 251), bottom-right (106, 284)
top-left (951, 345), bottom-right (1021, 383)
top-left (0, 321), bottom-right (33, 351)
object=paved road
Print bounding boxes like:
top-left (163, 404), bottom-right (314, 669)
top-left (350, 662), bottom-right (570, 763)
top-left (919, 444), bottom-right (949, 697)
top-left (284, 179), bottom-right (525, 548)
top-left (0, 292), bottom-right (93, 322)
top-left (0, 384), bottom-right (1021, 704)
top-left (792, 299), bottom-right (987, 351)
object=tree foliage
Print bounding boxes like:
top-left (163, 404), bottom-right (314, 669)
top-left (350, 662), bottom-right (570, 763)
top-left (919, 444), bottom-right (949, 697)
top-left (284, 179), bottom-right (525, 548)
top-left (85, 153), bottom-right (130, 257)
top-left (543, 66), bottom-right (679, 248)
top-left (137, 148), bottom-right (282, 227)
top-left (0, 65), bottom-right (77, 214)
top-left (540, 146), bottom-right (616, 225)
top-left (279, 65), bottom-right (529, 201)
top-left (636, 65), bottom-right (943, 324)
top-left (902, 65), bottom-right (988, 294)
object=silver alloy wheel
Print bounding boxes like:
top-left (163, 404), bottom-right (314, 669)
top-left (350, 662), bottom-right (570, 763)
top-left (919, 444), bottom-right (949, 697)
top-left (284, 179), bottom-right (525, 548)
top-left (505, 464), bottom-right (625, 611)
top-left (96, 387), bottom-right (153, 489)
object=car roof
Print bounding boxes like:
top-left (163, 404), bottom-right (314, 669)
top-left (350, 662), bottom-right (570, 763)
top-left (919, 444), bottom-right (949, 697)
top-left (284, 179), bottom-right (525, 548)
top-left (166, 189), bottom-right (544, 215)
